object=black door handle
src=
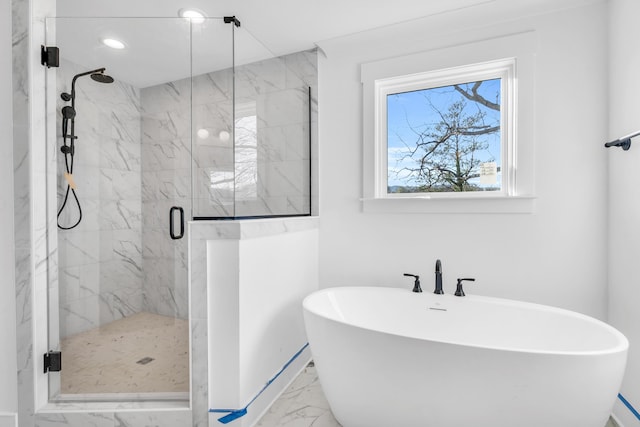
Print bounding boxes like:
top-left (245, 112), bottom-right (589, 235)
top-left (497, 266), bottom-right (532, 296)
top-left (169, 206), bottom-right (184, 240)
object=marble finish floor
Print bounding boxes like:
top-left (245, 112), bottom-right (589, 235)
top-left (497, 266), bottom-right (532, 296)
top-left (256, 362), bottom-right (619, 427)
top-left (256, 362), bottom-right (342, 427)
top-left (60, 312), bottom-right (189, 394)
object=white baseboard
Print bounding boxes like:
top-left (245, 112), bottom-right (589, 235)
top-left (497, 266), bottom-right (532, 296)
top-left (610, 413), bottom-right (623, 427)
top-left (246, 346), bottom-right (312, 427)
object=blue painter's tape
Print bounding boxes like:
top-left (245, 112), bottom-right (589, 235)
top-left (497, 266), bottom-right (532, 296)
top-left (210, 342), bottom-right (310, 424)
top-left (209, 408), bottom-right (248, 424)
top-left (618, 393), bottom-right (640, 421)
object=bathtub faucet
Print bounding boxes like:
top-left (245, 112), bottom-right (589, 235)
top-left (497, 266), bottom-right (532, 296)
top-left (403, 273), bottom-right (422, 293)
top-left (455, 278), bottom-right (476, 297)
top-left (434, 260), bottom-right (444, 294)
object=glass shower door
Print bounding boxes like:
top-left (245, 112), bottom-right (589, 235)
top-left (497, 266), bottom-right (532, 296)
top-left (45, 16), bottom-right (205, 399)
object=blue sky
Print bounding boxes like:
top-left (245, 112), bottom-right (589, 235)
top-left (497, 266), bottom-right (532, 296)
top-left (386, 78), bottom-right (501, 189)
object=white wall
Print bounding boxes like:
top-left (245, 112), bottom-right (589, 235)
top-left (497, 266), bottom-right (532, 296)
top-left (318, 3), bottom-right (609, 316)
top-left (204, 218), bottom-right (318, 427)
top-left (609, 0), bottom-right (640, 424)
top-left (0, 0), bottom-right (19, 421)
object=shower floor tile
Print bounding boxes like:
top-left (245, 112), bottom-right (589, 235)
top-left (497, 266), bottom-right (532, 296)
top-left (256, 362), bottom-right (617, 427)
top-left (60, 312), bottom-right (189, 394)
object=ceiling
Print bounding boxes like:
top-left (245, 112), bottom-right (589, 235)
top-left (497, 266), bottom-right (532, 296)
top-left (54, 0), bottom-right (597, 88)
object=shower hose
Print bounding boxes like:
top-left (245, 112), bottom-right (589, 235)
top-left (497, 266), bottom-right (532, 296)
top-left (57, 114), bottom-right (82, 230)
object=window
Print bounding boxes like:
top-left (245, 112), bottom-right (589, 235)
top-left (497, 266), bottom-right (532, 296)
top-left (361, 33), bottom-right (536, 213)
top-left (377, 59), bottom-right (515, 198)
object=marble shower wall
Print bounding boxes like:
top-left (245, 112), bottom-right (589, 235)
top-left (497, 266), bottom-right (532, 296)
top-left (57, 60), bottom-right (144, 338)
top-left (55, 49), bottom-right (318, 331)
top-left (139, 48), bottom-right (318, 318)
top-left (232, 49), bottom-right (317, 218)
top-left (139, 78), bottom-right (193, 319)
top-left (189, 48), bottom-right (318, 218)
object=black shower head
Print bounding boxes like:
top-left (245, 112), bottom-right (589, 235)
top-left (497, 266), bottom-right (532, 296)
top-left (90, 72), bottom-right (114, 84)
top-left (65, 67), bottom-right (114, 100)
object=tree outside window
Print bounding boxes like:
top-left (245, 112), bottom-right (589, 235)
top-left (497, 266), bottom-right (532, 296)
top-left (387, 78), bottom-right (501, 193)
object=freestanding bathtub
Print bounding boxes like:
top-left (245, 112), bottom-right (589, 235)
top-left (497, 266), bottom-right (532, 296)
top-left (302, 287), bottom-right (628, 427)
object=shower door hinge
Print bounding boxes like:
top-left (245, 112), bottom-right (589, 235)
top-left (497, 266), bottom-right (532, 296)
top-left (43, 350), bottom-right (62, 373)
top-left (41, 45), bottom-right (60, 68)
top-left (223, 16), bottom-right (241, 27)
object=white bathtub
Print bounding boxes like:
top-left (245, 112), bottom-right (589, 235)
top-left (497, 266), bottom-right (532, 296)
top-left (302, 287), bottom-right (628, 427)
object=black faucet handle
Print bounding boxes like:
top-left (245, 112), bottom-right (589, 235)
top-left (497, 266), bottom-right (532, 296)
top-left (454, 278), bottom-right (475, 297)
top-left (403, 273), bottom-right (422, 293)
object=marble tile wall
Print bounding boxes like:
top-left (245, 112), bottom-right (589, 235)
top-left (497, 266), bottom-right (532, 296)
top-left (139, 49), bottom-right (317, 318)
top-left (12, 0), bottom-right (37, 425)
top-left (189, 68), bottom-right (235, 218)
top-left (189, 49), bottom-right (318, 218)
top-left (56, 60), bottom-right (144, 337)
top-left (234, 49), bottom-right (317, 217)
top-left (139, 78), bottom-right (193, 319)
top-left (55, 50), bottom-right (319, 327)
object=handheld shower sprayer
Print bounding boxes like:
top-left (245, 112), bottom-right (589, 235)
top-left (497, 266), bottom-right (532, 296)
top-left (58, 67), bottom-right (114, 230)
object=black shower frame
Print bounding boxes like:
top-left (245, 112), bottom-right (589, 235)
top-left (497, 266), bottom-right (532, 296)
top-left (192, 86), bottom-right (313, 221)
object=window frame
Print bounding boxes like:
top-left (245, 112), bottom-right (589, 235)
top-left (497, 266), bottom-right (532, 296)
top-left (377, 59), bottom-right (515, 198)
top-left (361, 32), bottom-right (537, 214)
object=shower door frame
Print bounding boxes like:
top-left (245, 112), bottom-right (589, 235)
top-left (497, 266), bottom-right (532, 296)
top-left (39, 16), bottom-right (214, 407)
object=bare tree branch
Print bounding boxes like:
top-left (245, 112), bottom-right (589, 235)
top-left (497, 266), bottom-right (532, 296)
top-left (453, 83), bottom-right (500, 111)
top-left (459, 125), bottom-right (500, 136)
top-left (388, 82), bottom-right (501, 192)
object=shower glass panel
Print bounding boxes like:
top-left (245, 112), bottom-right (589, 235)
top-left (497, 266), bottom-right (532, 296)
top-left (45, 16), bottom-right (231, 400)
top-left (190, 19), bottom-right (235, 218)
top-left (192, 22), bottom-right (314, 219)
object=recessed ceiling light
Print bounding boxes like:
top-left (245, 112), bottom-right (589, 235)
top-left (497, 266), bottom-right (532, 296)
top-left (102, 38), bottom-right (125, 49)
top-left (179, 8), bottom-right (206, 24)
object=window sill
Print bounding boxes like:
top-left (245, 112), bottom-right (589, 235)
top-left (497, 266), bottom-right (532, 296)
top-left (361, 195), bottom-right (536, 214)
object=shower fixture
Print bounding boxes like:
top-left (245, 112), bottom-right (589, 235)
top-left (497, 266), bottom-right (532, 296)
top-left (57, 67), bottom-right (114, 230)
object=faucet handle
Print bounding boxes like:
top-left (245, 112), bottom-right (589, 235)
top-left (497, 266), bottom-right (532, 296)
top-left (454, 278), bottom-right (475, 297)
top-left (403, 273), bottom-right (422, 293)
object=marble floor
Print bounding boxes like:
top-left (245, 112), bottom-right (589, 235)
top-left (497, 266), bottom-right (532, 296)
top-left (60, 312), bottom-right (189, 394)
top-left (255, 361), bottom-right (342, 427)
top-left (255, 362), bottom-right (619, 427)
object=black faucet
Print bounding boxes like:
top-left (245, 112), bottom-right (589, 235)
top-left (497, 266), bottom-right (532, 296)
top-left (454, 278), bottom-right (475, 296)
top-left (403, 273), bottom-right (422, 293)
top-left (434, 259), bottom-right (444, 294)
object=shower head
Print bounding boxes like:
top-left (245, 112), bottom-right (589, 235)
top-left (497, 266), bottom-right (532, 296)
top-left (90, 72), bottom-right (114, 84)
top-left (65, 67), bottom-right (113, 100)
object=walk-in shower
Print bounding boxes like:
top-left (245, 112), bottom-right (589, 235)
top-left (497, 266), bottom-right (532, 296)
top-left (44, 15), bottom-right (317, 403)
top-left (58, 67), bottom-right (114, 230)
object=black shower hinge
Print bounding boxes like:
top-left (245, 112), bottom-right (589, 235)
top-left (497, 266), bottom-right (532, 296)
top-left (223, 16), bottom-right (241, 27)
top-left (43, 350), bottom-right (62, 373)
top-left (41, 45), bottom-right (60, 68)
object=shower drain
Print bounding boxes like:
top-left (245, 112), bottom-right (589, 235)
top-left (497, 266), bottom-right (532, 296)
top-left (136, 357), bottom-right (155, 365)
